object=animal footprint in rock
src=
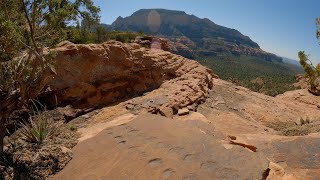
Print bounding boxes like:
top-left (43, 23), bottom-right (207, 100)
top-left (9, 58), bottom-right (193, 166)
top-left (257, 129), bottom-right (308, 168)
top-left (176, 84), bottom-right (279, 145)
top-left (183, 154), bottom-right (199, 162)
top-left (201, 161), bottom-right (237, 179)
top-left (127, 128), bottom-right (140, 135)
top-left (148, 158), bottom-right (163, 168)
top-left (105, 129), bottom-right (114, 135)
top-left (156, 142), bottom-right (166, 148)
top-left (113, 135), bottom-right (122, 140)
top-left (113, 135), bottom-right (127, 146)
top-left (168, 146), bottom-right (185, 158)
top-left (128, 146), bottom-right (139, 154)
top-left (139, 151), bottom-right (148, 160)
top-left (124, 125), bottom-right (136, 133)
top-left (183, 173), bottom-right (199, 180)
top-left (131, 148), bottom-right (148, 160)
top-left (137, 132), bottom-right (147, 138)
top-left (144, 136), bottom-right (157, 142)
top-left (162, 168), bottom-right (175, 179)
top-left (118, 123), bottom-right (128, 127)
top-left (200, 161), bottom-right (217, 172)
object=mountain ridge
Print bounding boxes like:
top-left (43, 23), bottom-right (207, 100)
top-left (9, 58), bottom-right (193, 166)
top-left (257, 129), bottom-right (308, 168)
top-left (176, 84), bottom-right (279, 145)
top-left (282, 57), bottom-right (301, 67)
top-left (109, 8), bottom-right (281, 61)
top-left (111, 9), bottom-right (259, 48)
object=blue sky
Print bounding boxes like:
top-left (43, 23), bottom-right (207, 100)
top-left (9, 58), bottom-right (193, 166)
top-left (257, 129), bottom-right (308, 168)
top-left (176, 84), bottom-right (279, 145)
top-left (94, 0), bottom-right (320, 64)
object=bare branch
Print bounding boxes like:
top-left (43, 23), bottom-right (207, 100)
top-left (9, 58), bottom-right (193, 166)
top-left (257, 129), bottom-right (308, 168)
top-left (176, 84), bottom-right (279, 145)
top-left (21, 0), bottom-right (40, 56)
top-left (31, 0), bottom-right (38, 38)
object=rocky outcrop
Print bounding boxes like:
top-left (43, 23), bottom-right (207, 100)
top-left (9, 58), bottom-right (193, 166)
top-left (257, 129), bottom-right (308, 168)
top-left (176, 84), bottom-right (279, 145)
top-left (198, 78), bottom-right (320, 126)
top-left (293, 74), bottom-right (320, 96)
top-left (132, 36), bottom-right (170, 51)
top-left (293, 74), bottom-right (308, 89)
top-left (167, 37), bottom-right (196, 59)
top-left (133, 36), bottom-right (195, 59)
top-left (277, 89), bottom-right (320, 109)
top-left (42, 41), bottom-right (216, 112)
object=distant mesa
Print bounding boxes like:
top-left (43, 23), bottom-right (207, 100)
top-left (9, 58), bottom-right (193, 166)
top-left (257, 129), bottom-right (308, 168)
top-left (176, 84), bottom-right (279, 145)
top-left (147, 10), bottom-right (161, 32)
top-left (109, 8), bottom-right (282, 62)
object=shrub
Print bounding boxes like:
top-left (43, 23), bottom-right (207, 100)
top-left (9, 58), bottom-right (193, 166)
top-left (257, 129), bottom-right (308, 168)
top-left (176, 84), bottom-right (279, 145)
top-left (68, 124), bottom-right (77, 132)
top-left (19, 114), bottom-right (61, 144)
top-left (281, 126), bottom-right (310, 136)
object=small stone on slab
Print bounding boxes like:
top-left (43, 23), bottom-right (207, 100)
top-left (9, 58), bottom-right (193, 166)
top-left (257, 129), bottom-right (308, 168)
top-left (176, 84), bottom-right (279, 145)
top-left (178, 108), bottom-right (190, 116)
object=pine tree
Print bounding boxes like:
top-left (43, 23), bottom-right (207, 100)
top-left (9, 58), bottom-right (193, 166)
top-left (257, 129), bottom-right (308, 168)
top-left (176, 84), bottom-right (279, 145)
top-left (298, 51), bottom-right (320, 95)
top-left (298, 18), bottom-right (320, 96)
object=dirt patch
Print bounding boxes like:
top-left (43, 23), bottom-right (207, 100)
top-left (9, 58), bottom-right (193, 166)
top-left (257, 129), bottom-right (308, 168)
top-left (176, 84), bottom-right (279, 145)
top-left (0, 126), bottom-right (78, 180)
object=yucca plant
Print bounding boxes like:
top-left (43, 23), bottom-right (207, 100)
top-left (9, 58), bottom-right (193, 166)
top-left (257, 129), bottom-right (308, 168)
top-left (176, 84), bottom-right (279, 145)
top-left (19, 114), bottom-right (61, 144)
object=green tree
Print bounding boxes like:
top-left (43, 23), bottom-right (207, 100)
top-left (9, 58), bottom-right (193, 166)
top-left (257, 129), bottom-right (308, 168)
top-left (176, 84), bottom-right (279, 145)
top-left (298, 18), bottom-right (320, 96)
top-left (0, 0), bottom-right (100, 156)
top-left (298, 51), bottom-right (320, 95)
top-left (96, 26), bottom-right (108, 43)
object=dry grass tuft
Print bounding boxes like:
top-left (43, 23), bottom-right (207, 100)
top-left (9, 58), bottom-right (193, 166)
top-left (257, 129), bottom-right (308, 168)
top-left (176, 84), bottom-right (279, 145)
top-left (266, 119), bottom-right (320, 136)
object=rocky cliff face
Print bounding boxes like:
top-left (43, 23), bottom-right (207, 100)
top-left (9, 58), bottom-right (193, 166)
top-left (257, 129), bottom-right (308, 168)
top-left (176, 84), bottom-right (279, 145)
top-left (111, 9), bottom-right (282, 62)
top-left (42, 41), bottom-right (216, 112)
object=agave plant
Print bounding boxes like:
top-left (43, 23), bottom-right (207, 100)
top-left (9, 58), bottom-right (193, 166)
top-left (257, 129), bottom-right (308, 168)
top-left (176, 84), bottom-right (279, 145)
top-left (19, 114), bottom-right (61, 144)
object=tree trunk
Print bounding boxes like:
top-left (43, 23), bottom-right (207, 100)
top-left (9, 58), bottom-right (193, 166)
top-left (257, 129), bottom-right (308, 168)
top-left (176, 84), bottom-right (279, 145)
top-left (0, 116), bottom-right (5, 157)
top-left (0, 93), bottom-right (21, 157)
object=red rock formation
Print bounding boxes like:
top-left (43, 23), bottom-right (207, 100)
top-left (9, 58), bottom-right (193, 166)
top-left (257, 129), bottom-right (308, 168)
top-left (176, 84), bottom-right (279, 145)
top-left (43, 41), bottom-right (216, 111)
top-left (133, 36), bottom-right (195, 59)
top-left (132, 36), bottom-right (170, 51)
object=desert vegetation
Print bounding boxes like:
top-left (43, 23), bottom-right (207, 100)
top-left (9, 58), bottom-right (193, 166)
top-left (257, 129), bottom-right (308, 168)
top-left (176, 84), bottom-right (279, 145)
top-left (297, 18), bottom-right (320, 96)
top-left (19, 113), bottom-right (62, 144)
top-left (0, 0), bottom-right (98, 145)
top-left (0, 111), bottom-right (78, 179)
top-left (266, 117), bottom-right (320, 136)
top-left (197, 54), bottom-right (302, 96)
top-left (0, 0), bottom-right (99, 178)
top-left (298, 51), bottom-right (320, 95)
top-left (67, 25), bottom-right (144, 44)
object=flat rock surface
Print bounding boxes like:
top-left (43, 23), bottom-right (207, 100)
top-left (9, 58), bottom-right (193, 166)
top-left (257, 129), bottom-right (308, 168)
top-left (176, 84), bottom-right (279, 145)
top-left (54, 114), bottom-right (269, 180)
top-left (271, 137), bottom-right (320, 169)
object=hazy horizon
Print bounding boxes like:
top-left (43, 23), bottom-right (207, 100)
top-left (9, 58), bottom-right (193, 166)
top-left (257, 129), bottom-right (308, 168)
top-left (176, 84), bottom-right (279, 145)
top-left (94, 0), bottom-right (320, 64)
